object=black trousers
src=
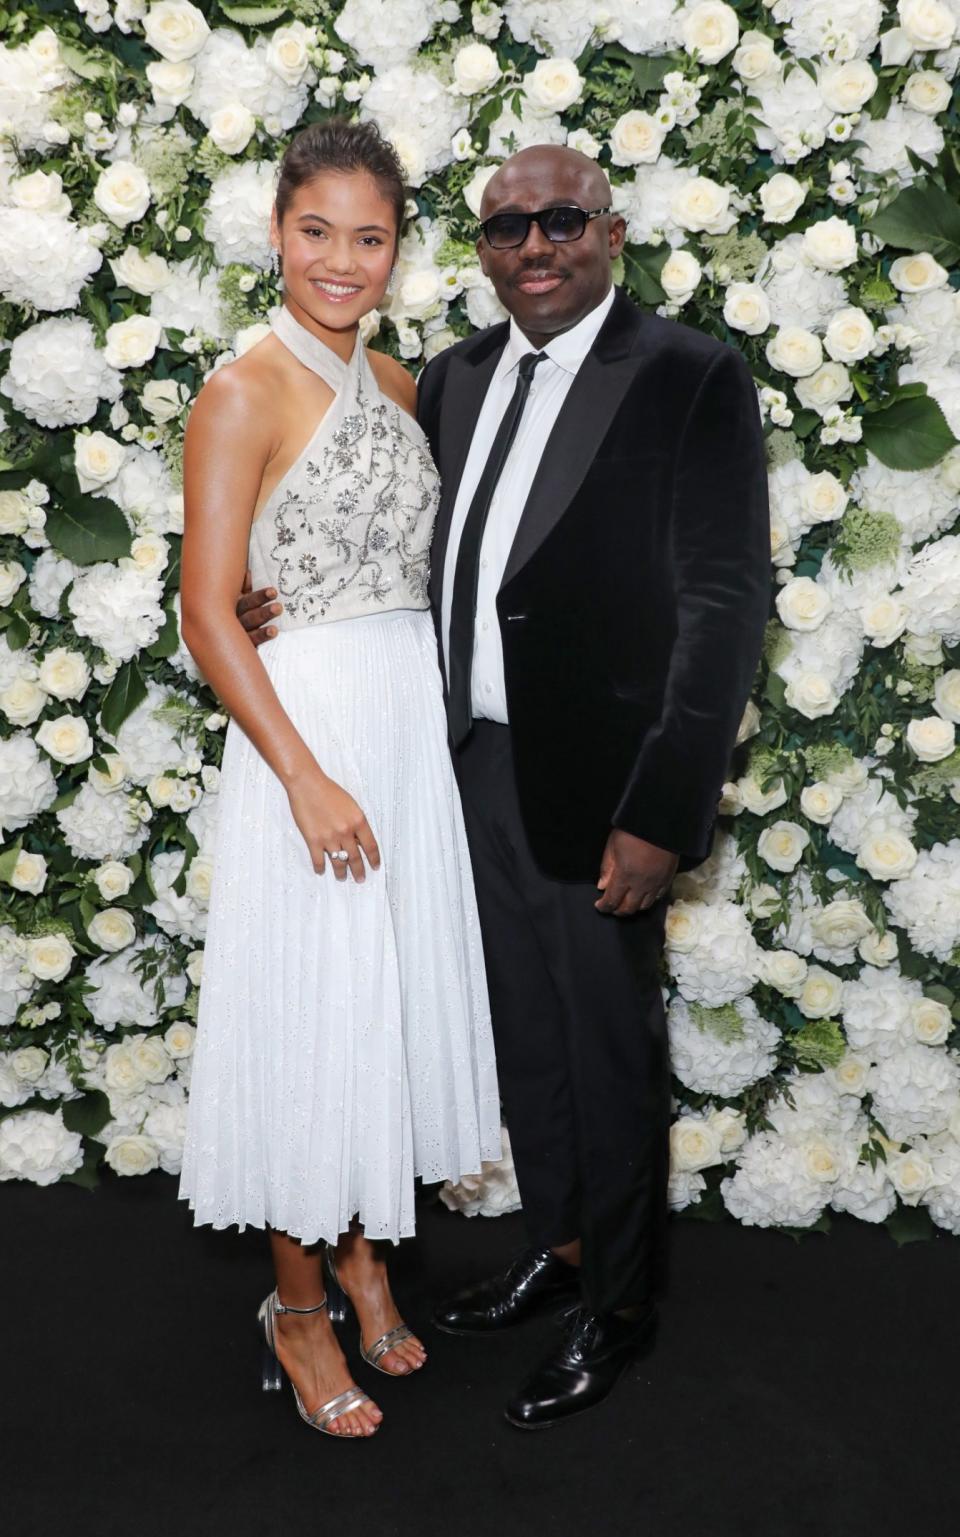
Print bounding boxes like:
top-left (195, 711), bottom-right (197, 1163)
top-left (454, 720), bottom-right (670, 1315)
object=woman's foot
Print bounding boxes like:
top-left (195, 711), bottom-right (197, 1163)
top-left (273, 1303), bottom-right (383, 1436)
top-left (333, 1234), bottom-right (427, 1376)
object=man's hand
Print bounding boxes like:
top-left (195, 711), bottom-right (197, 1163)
top-left (237, 568), bottom-right (282, 646)
top-left (595, 829), bottom-right (679, 917)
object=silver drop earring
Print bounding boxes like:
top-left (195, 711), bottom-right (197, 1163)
top-left (386, 266), bottom-right (396, 296)
top-left (271, 247), bottom-right (281, 279)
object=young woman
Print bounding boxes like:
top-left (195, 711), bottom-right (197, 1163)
top-left (178, 121), bottom-right (501, 1440)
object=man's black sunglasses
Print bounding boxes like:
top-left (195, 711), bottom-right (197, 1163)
top-left (478, 204), bottom-right (611, 251)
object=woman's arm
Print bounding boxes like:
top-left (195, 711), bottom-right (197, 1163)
top-left (181, 365), bottom-right (379, 882)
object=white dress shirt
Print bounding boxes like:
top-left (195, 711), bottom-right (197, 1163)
top-left (440, 286), bottom-right (616, 724)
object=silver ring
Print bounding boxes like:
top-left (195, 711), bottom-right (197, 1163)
top-left (333, 850), bottom-right (349, 862)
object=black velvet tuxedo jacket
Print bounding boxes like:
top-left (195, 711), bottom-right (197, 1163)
top-left (416, 287), bottom-right (771, 882)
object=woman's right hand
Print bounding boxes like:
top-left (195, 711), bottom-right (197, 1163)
top-left (286, 762), bottom-right (381, 882)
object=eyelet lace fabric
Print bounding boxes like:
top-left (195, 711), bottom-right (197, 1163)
top-left (179, 308), bottom-right (502, 1244)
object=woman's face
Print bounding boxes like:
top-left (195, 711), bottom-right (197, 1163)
top-left (271, 170), bottom-right (397, 331)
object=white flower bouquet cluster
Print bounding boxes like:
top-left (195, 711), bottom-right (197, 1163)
top-left (1, 1), bottom-right (959, 1243)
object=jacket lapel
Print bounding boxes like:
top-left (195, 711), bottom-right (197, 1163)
top-left (501, 292), bottom-right (645, 587)
top-left (429, 327), bottom-right (507, 608)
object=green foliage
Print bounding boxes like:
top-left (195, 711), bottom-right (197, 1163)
top-left (690, 1002), bottom-right (746, 1044)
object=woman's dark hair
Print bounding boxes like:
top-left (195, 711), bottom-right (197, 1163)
top-left (275, 119), bottom-right (407, 247)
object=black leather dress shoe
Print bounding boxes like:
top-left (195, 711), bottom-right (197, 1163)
top-left (504, 1304), bottom-right (657, 1430)
top-left (432, 1247), bottom-right (581, 1335)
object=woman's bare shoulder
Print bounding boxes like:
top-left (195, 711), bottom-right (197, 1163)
top-left (187, 337), bottom-right (288, 444)
top-left (367, 347), bottom-right (417, 416)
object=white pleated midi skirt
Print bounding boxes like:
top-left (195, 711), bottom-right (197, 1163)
top-left (179, 609), bottom-right (502, 1244)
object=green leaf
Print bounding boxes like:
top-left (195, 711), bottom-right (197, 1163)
top-left (5, 611), bottom-right (30, 651)
top-left (0, 838), bottom-right (23, 885)
top-left (61, 1140), bottom-right (102, 1190)
top-left (862, 391), bottom-right (958, 470)
top-left (219, 2), bottom-right (288, 22)
top-left (58, 42), bottom-right (113, 81)
top-left (45, 496), bottom-right (132, 566)
top-left (681, 1187), bottom-right (725, 1223)
top-left (100, 660), bottom-right (147, 738)
top-left (630, 55), bottom-right (673, 96)
top-left (621, 243), bottom-right (667, 305)
top-left (62, 1089), bottom-right (111, 1139)
top-left (146, 604), bottom-right (180, 659)
top-left (865, 180), bottom-right (960, 266)
top-left (886, 1203), bottom-right (935, 1247)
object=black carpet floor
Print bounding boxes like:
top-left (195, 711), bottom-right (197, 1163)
top-left (3, 1173), bottom-right (956, 1537)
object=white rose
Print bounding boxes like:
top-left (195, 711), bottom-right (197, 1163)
top-left (142, 0), bottom-right (209, 61)
top-left (723, 282), bottom-right (770, 335)
top-left (766, 327), bottom-right (823, 378)
top-left (11, 1046), bottom-right (48, 1085)
top-left (737, 700), bottom-right (761, 746)
top-left (733, 29), bottom-right (779, 82)
top-left (800, 782), bottom-right (844, 824)
top-left (110, 247), bottom-right (171, 297)
top-left (933, 671), bottom-right (960, 725)
top-left (803, 217), bottom-right (858, 272)
top-left (186, 949), bottom-right (203, 986)
top-left (164, 1019), bottom-right (196, 1058)
top-left (857, 822), bottom-right (918, 881)
top-left (609, 111), bottom-right (665, 167)
top-left (776, 576), bottom-right (831, 632)
top-left (761, 949), bottom-right (808, 996)
top-left (11, 170), bottom-right (70, 216)
top-left (145, 59), bottom-right (195, 108)
top-left (10, 851), bottom-right (47, 895)
top-left (785, 673), bottom-right (838, 719)
top-left (141, 379), bottom-right (185, 425)
top-left (88, 908), bottom-right (137, 952)
top-left (0, 562), bottom-right (26, 606)
top-left (912, 998), bottom-right (951, 1046)
top-left (820, 62), bottom-right (877, 114)
top-left (89, 755), bottom-right (127, 795)
top-left (800, 471), bottom-right (848, 527)
top-left (130, 1034), bottom-right (173, 1084)
top-left (37, 648), bottom-right (90, 703)
top-left (738, 774), bottom-right (788, 815)
top-left (25, 932), bottom-right (75, 982)
top-left (888, 1148), bottom-right (933, 1206)
top-left (831, 1054), bottom-right (870, 1095)
top-left (464, 164), bottom-right (497, 220)
top-left (889, 252), bottom-right (950, 293)
top-left (266, 23), bottom-right (312, 85)
top-left (799, 965), bottom-right (842, 1020)
top-left (824, 307), bottom-right (875, 363)
top-left (898, 0), bottom-right (957, 53)
top-left (858, 929), bottom-right (899, 967)
top-left (453, 42), bottom-right (500, 96)
top-left (810, 899), bottom-right (872, 953)
top-left (74, 431), bottom-right (125, 492)
top-left (759, 172), bottom-right (806, 225)
top-left (0, 492), bottom-right (30, 537)
top-left (794, 362), bottom-right (852, 414)
top-left (397, 269), bottom-right (443, 323)
top-left (670, 1115), bottom-right (723, 1174)
top-left (906, 716), bottom-right (955, 762)
top-left (36, 715), bottom-right (93, 766)
top-left (681, 1), bottom-right (740, 65)
top-left (749, 885), bottom-right (782, 919)
top-left (660, 250), bottom-right (701, 303)
top-left (709, 1106), bottom-right (747, 1154)
top-left (757, 820), bottom-right (810, 873)
top-left (185, 854), bottom-right (213, 906)
top-left (902, 71), bottom-right (952, 115)
top-left (123, 533), bottom-right (170, 582)
top-left (670, 176), bottom-right (733, 235)
top-left (94, 861), bottom-right (134, 901)
top-left (209, 104), bottom-right (256, 157)
top-left (523, 58), bottom-right (583, 115)
top-left (94, 162), bottom-right (152, 229)
top-left (1, 680), bottom-right (46, 728)
top-left (803, 1138), bottom-right (842, 1183)
top-left (104, 315), bottom-right (162, 370)
top-left (861, 595), bottom-right (907, 648)
top-left (104, 1133), bottom-right (160, 1176)
top-left (664, 900), bottom-right (703, 953)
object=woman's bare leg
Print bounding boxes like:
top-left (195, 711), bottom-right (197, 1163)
top-left (269, 1229), bottom-right (382, 1436)
top-left (333, 1224), bottom-right (427, 1375)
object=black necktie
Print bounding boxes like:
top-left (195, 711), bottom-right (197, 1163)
top-left (446, 349), bottom-right (546, 747)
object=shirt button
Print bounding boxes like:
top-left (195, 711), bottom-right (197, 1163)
top-left (484, 683), bottom-right (492, 694)
top-left (481, 621), bottom-right (489, 632)
top-left (481, 557), bottom-right (489, 569)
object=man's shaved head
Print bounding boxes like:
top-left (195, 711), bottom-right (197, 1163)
top-left (475, 144), bottom-right (625, 347)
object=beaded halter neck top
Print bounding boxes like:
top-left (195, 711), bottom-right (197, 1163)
top-left (247, 305), bottom-right (438, 630)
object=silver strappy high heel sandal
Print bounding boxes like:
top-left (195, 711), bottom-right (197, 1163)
top-left (324, 1252), bottom-right (420, 1376)
top-left (258, 1289), bottom-right (377, 1436)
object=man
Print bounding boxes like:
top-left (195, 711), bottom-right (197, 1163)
top-left (240, 145), bottom-right (771, 1429)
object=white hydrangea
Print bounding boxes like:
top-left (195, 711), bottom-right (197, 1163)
top-left (0, 927), bottom-right (32, 1028)
top-left (925, 1137), bottom-right (960, 1236)
top-left (143, 1094), bottom-right (189, 1174)
top-left (0, 208), bottom-right (102, 312)
top-left (779, 0), bottom-right (883, 59)
top-left (204, 161), bottom-right (277, 270)
top-left (827, 776), bottom-right (916, 857)
top-left (883, 842), bottom-right (960, 962)
top-left (187, 28), bottom-right (309, 132)
top-left (851, 452), bottom-right (958, 549)
top-left (754, 63), bottom-right (834, 164)
top-left (758, 235), bottom-right (851, 333)
top-left (146, 849), bottom-right (207, 942)
top-left (85, 938), bottom-right (187, 1033)
top-left (1, 318), bottom-right (122, 428)
top-left (106, 682), bottom-right (196, 784)
top-left (611, 158), bottom-right (698, 249)
top-left (0, 1108), bottom-right (83, 1186)
top-left (841, 965), bottom-right (923, 1061)
top-left (57, 782), bottom-right (149, 862)
top-left (853, 101), bottom-right (944, 184)
top-left (668, 898), bottom-right (761, 1004)
top-left (765, 1071), bottom-right (863, 1145)
top-left (721, 1133), bottom-right (831, 1228)
top-left (668, 995), bottom-right (780, 1097)
top-left (149, 257), bottom-right (229, 342)
top-left (486, 99), bottom-right (569, 156)
top-left (67, 564), bottom-right (165, 663)
top-left (28, 550), bottom-right (80, 621)
top-left (830, 1157), bottom-right (897, 1223)
top-left (0, 732), bottom-right (58, 836)
top-left (439, 1127), bottom-right (522, 1218)
top-left (868, 1045), bottom-right (960, 1141)
top-left (362, 66), bottom-right (468, 187)
top-left (0, 31), bottom-right (72, 153)
top-left (670, 829), bottom-right (747, 906)
top-left (900, 535), bottom-right (960, 644)
top-left (335, 0), bottom-right (444, 72)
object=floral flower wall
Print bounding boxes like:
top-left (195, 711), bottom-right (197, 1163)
top-left (1, 0), bottom-right (960, 1241)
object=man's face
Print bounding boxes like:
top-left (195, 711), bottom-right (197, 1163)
top-left (476, 151), bottom-right (626, 342)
